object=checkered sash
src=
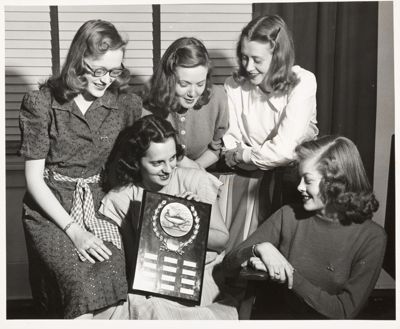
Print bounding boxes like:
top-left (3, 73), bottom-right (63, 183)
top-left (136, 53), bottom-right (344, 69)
top-left (44, 169), bottom-right (121, 261)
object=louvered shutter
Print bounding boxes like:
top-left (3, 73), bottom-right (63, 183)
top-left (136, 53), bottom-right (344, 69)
top-left (5, 6), bottom-right (52, 169)
top-left (58, 5), bottom-right (154, 92)
top-left (160, 4), bottom-right (252, 84)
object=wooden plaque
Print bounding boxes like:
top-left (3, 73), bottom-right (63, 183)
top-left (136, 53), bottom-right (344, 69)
top-left (131, 190), bottom-right (211, 305)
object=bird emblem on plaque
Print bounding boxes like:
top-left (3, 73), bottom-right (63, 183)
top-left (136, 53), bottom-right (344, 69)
top-left (131, 190), bottom-right (211, 304)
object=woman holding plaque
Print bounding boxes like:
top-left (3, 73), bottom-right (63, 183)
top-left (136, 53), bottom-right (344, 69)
top-left (98, 114), bottom-right (237, 319)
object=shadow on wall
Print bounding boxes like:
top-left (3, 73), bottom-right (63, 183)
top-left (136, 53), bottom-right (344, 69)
top-left (6, 68), bottom-right (32, 301)
top-left (128, 71), bottom-right (150, 96)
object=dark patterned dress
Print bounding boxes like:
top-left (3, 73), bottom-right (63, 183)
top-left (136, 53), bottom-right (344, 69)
top-left (19, 87), bottom-right (142, 319)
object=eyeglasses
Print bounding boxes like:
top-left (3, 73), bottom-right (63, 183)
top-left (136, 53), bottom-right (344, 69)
top-left (84, 61), bottom-right (125, 78)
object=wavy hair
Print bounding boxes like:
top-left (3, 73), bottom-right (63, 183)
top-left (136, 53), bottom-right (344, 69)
top-left (103, 115), bottom-right (184, 192)
top-left (143, 37), bottom-right (213, 118)
top-left (235, 15), bottom-right (299, 95)
top-left (295, 135), bottom-right (379, 224)
top-left (42, 19), bottom-right (131, 103)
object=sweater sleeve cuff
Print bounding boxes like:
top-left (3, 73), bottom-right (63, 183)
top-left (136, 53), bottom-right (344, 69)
top-left (243, 245), bottom-right (256, 260)
top-left (225, 245), bottom-right (255, 271)
top-left (238, 245), bottom-right (255, 269)
top-left (222, 135), bottom-right (237, 150)
top-left (242, 148), bottom-right (252, 164)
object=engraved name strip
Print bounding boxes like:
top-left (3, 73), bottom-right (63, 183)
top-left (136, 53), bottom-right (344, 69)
top-left (180, 287), bottom-right (195, 295)
top-left (143, 261), bottom-right (157, 270)
top-left (161, 283), bottom-right (175, 291)
top-left (144, 252), bottom-right (157, 260)
top-left (162, 265), bottom-right (177, 273)
top-left (183, 260), bottom-right (197, 268)
top-left (182, 269), bottom-right (196, 277)
top-left (181, 278), bottom-right (195, 285)
top-left (161, 274), bottom-right (176, 283)
top-left (164, 256), bottom-right (178, 264)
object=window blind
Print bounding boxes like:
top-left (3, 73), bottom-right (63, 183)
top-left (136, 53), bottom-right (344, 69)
top-left (160, 4), bottom-right (252, 84)
top-left (5, 6), bottom-right (52, 151)
top-left (58, 5), bottom-right (154, 92)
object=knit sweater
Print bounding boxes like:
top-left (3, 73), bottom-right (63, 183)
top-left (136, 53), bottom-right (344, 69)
top-left (222, 204), bottom-right (387, 319)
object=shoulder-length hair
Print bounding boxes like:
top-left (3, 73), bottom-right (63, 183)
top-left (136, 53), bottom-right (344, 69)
top-left (235, 15), bottom-right (299, 95)
top-left (42, 19), bottom-right (131, 103)
top-left (102, 114), bottom-right (184, 192)
top-left (143, 37), bottom-right (213, 118)
top-left (295, 135), bottom-right (379, 224)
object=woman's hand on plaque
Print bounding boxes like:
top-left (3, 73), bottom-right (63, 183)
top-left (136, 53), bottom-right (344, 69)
top-left (177, 191), bottom-right (201, 202)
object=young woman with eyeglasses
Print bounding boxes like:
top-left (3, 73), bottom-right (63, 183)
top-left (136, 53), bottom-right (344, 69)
top-left (18, 19), bottom-right (142, 319)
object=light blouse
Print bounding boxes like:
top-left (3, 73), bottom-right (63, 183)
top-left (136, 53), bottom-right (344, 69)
top-left (223, 65), bottom-right (319, 170)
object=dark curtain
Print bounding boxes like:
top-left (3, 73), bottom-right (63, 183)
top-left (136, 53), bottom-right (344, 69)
top-left (253, 1), bottom-right (378, 182)
top-left (383, 135), bottom-right (395, 279)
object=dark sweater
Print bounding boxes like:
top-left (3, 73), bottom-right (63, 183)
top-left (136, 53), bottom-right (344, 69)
top-left (223, 205), bottom-right (387, 319)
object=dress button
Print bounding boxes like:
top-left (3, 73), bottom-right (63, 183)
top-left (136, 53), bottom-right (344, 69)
top-left (182, 144), bottom-right (186, 149)
top-left (181, 130), bottom-right (186, 135)
top-left (180, 116), bottom-right (186, 122)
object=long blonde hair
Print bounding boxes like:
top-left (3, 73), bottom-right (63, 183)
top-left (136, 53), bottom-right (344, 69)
top-left (295, 135), bottom-right (379, 224)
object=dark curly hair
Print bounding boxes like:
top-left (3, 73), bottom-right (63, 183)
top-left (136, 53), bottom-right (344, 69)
top-left (42, 19), bottom-right (131, 103)
top-left (103, 115), bottom-right (184, 192)
top-left (235, 15), bottom-right (299, 95)
top-left (143, 37), bottom-right (213, 118)
top-left (295, 135), bottom-right (379, 224)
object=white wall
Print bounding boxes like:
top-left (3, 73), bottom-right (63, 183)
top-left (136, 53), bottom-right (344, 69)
top-left (373, 1), bottom-right (395, 228)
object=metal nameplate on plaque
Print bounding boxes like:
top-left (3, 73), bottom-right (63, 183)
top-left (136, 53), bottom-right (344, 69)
top-left (131, 190), bottom-right (211, 305)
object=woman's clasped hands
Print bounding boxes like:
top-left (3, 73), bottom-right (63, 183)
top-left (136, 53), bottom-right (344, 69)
top-left (250, 242), bottom-right (294, 289)
top-left (67, 223), bottom-right (112, 263)
top-left (224, 143), bottom-right (245, 168)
